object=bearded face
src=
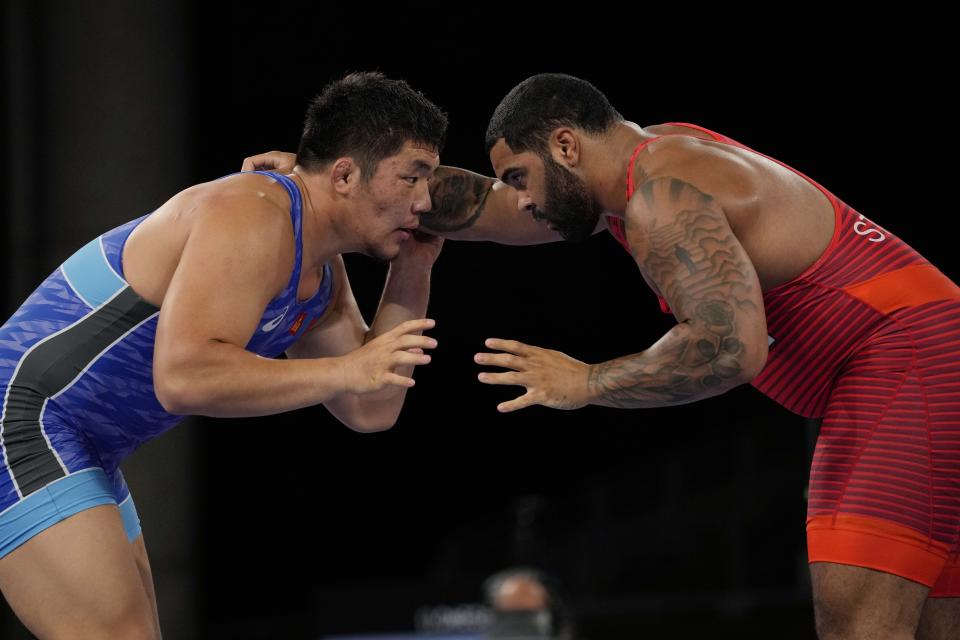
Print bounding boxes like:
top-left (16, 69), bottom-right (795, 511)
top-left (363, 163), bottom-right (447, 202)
top-left (538, 154), bottom-right (602, 242)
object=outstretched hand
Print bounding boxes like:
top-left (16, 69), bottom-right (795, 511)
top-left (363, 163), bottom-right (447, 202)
top-left (340, 318), bottom-right (438, 393)
top-left (475, 338), bottom-right (592, 412)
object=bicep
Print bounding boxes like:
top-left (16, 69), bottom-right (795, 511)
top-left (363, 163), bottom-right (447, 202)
top-left (286, 256), bottom-right (367, 360)
top-left (155, 207), bottom-right (288, 365)
top-left (626, 176), bottom-right (767, 362)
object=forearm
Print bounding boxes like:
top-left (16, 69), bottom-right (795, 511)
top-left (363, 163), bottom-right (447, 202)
top-left (155, 341), bottom-right (347, 418)
top-left (421, 167), bottom-right (561, 245)
top-left (350, 262), bottom-right (432, 424)
top-left (586, 322), bottom-right (752, 409)
top-left (367, 261), bottom-right (431, 339)
top-left (420, 166), bottom-right (495, 239)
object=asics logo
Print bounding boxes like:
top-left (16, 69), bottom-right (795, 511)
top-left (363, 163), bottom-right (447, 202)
top-left (261, 306), bottom-right (289, 332)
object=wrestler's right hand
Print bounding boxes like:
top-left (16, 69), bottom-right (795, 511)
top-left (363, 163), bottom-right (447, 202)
top-left (240, 150), bottom-right (297, 173)
top-left (338, 318), bottom-right (437, 393)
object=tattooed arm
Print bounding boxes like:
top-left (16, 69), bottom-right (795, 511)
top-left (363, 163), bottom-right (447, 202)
top-left (476, 148), bottom-right (768, 412)
top-left (419, 166), bottom-right (570, 245)
top-left (239, 152), bottom-right (568, 245)
top-left (586, 174), bottom-right (768, 408)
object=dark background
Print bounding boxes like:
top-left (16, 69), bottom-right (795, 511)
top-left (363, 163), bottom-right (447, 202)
top-left (2, 3), bottom-right (953, 638)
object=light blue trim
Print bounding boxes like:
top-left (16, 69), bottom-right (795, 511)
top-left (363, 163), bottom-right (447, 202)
top-left (118, 493), bottom-right (142, 542)
top-left (0, 468), bottom-right (116, 558)
top-left (61, 237), bottom-right (125, 308)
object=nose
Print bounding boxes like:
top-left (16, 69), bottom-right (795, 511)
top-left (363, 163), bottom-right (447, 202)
top-left (517, 193), bottom-right (534, 213)
top-left (412, 180), bottom-right (432, 214)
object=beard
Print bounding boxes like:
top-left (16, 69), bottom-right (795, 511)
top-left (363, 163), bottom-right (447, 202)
top-left (539, 155), bottom-right (602, 242)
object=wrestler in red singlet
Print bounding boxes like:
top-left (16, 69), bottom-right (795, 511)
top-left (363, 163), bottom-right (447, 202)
top-left (607, 123), bottom-right (960, 595)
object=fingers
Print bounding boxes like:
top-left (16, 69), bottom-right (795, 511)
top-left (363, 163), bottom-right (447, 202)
top-left (477, 371), bottom-right (524, 386)
top-left (392, 351), bottom-right (431, 367)
top-left (476, 340), bottom-right (539, 412)
top-left (395, 334), bottom-right (437, 352)
top-left (382, 372), bottom-right (416, 388)
top-left (484, 338), bottom-right (531, 356)
top-left (497, 391), bottom-right (537, 413)
top-left (241, 153), bottom-right (277, 172)
top-left (389, 318), bottom-right (436, 337)
top-left (240, 151), bottom-right (296, 173)
top-left (474, 351), bottom-right (524, 371)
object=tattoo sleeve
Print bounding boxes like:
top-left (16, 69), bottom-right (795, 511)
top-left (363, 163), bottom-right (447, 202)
top-left (419, 166), bottom-right (495, 233)
top-left (587, 176), bottom-right (765, 408)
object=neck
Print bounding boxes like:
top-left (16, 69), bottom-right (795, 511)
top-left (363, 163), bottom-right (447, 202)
top-left (585, 121), bottom-right (656, 216)
top-left (291, 166), bottom-right (360, 269)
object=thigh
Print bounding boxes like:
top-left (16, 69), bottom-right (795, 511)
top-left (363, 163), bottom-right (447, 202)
top-left (918, 597), bottom-right (960, 640)
top-left (921, 551), bottom-right (960, 639)
top-left (0, 504), bottom-right (156, 639)
top-left (131, 533), bottom-right (161, 639)
top-left (811, 562), bottom-right (928, 639)
top-left (108, 469), bottom-right (160, 637)
top-left (807, 337), bottom-right (959, 589)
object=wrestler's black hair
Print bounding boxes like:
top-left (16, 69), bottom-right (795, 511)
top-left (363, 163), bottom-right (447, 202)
top-left (485, 73), bottom-right (623, 157)
top-left (297, 71), bottom-right (448, 181)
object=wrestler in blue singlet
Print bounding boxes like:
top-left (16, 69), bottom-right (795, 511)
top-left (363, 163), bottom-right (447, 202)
top-left (0, 172), bottom-right (333, 555)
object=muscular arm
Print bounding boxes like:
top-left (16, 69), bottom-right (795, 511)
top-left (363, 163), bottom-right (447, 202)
top-left (587, 174), bottom-right (768, 408)
top-left (240, 152), bottom-right (580, 245)
top-left (285, 255), bottom-right (434, 432)
top-left (153, 191), bottom-right (352, 417)
top-left (419, 166), bottom-right (574, 245)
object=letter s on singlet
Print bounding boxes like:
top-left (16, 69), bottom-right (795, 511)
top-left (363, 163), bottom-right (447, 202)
top-left (853, 215), bottom-right (886, 243)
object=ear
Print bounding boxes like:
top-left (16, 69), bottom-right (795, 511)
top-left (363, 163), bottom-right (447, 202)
top-left (331, 157), bottom-right (361, 195)
top-left (549, 128), bottom-right (580, 167)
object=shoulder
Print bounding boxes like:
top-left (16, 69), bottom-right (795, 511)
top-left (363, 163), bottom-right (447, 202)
top-left (177, 173), bottom-right (295, 248)
top-left (170, 174), bottom-right (298, 294)
top-left (630, 135), bottom-right (761, 212)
